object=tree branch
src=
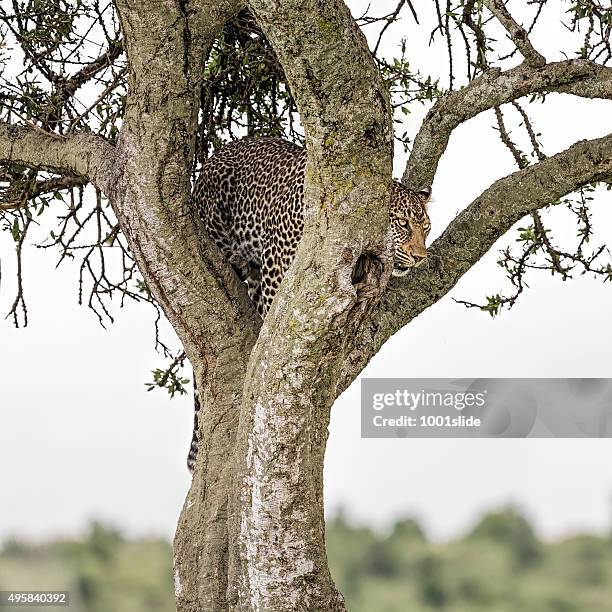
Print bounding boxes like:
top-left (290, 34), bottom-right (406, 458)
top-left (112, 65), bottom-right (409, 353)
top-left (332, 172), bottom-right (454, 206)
top-left (484, 0), bottom-right (546, 67)
top-left (0, 123), bottom-right (115, 193)
top-left (60, 40), bottom-right (124, 97)
top-left (403, 59), bottom-right (612, 190)
top-left (0, 174), bottom-right (88, 210)
top-left (341, 132), bottom-right (612, 395)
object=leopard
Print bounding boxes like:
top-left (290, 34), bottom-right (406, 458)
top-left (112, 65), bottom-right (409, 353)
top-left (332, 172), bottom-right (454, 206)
top-left (192, 137), bottom-right (432, 317)
top-left (186, 137), bottom-right (432, 472)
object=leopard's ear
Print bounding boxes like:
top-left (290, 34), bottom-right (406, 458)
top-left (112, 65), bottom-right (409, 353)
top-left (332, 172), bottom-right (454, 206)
top-left (418, 186), bottom-right (432, 203)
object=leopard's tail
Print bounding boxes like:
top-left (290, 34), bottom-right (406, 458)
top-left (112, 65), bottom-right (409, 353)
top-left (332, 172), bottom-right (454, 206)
top-left (187, 382), bottom-right (200, 473)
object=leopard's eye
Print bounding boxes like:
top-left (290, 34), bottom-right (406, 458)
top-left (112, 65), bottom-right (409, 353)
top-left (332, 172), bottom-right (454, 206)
top-left (397, 218), bottom-right (408, 228)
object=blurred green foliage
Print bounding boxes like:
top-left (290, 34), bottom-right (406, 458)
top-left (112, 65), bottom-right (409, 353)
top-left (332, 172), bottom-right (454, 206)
top-left (2, 509), bottom-right (612, 611)
top-left (0, 522), bottom-right (173, 612)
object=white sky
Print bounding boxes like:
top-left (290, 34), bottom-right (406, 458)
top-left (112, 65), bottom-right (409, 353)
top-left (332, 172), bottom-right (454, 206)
top-left (1, 1), bottom-right (611, 544)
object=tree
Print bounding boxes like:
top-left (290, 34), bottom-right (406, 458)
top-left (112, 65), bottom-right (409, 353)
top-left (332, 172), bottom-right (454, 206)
top-left (469, 507), bottom-right (541, 567)
top-left (1, 1), bottom-right (611, 610)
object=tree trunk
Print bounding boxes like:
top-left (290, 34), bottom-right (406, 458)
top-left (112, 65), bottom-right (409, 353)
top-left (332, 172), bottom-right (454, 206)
top-left (174, 352), bottom-right (252, 611)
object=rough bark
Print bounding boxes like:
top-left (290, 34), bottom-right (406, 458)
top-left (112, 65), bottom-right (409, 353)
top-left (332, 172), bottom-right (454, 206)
top-left (0, 123), bottom-right (114, 193)
top-left (228, 2), bottom-right (394, 609)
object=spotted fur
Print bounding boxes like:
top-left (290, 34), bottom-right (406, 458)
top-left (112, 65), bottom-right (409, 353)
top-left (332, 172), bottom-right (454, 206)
top-left (192, 137), bottom-right (431, 316)
top-left (187, 137), bottom-right (431, 472)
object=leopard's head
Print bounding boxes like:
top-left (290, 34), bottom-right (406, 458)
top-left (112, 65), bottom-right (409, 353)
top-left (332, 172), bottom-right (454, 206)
top-left (390, 182), bottom-right (432, 276)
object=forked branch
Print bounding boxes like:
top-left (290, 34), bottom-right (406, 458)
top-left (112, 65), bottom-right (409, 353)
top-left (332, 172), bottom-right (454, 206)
top-left (403, 59), bottom-right (612, 190)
